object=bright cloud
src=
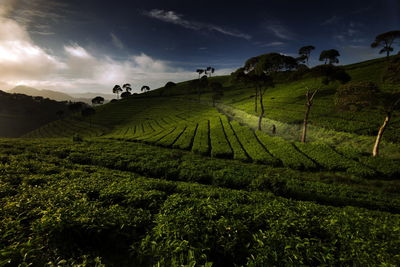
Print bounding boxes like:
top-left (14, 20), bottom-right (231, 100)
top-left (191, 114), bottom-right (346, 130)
top-left (64, 44), bottom-right (93, 59)
top-left (0, 16), bottom-right (63, 81)
top-left (0, 4), bottom-right (198, 94)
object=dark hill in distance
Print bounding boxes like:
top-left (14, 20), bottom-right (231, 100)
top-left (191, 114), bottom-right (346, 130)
top-left (9, 85), bottom-right (76, 102)
top-left (0, 90), bottom-right (76, 137)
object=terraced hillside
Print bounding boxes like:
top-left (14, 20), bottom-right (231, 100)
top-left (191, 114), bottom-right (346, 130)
top-left (8, 56), bottom-right (400, 265)
top-left (148, 57), bottom-right (400, 143)
top-left (24, 93), bottom-right (400, 180)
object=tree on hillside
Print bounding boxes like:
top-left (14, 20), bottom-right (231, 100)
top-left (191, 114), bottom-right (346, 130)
top-left (206, 66), bottom-right (215, 77)
top-left (298, 45), bottom-right (315, 65)
top-left (241, 53), bottom-right (298, 117)
top-left (244, 57), bottom-right (262, 113)
top-left (371, 30), bottom-right (400, 58)
top-left (335, 82), bottom-right (400, 157)
top-left (319, 49), bottom-right (340, 65)
top-left (250, 72), bottom-right (274, 130)
top-left (123, 83), bottom-right (132, 93)
top-left (301, 88), bottom-right (318, 143)
top-left (91, 96), bottom-right (104, 106)
top-left (112, 85), bottom-right (122, 99)
top-left (196, 69), bottom-right (205, 79)
top-left (232, 67), bottom-right (259, 112)
top-left (141, 85), bottom-right (150, 92)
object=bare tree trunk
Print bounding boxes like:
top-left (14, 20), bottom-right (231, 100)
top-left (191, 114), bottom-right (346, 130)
top-left (254, 88), bottom-right (258, 113)
top-left (301, 89), bottom-right (318, 143)
top-left (258, 87), bottom-right (265, 131)
top-left (373, 113), bottom-right (391, 157)
top-left (301, 104), bottom-right (311, 143)
top-left (373, 97), bottom-right (400, 156)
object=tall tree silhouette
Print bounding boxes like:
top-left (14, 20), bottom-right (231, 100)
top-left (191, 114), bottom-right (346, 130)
top-left (371, 30), bottom-right (400, 58)
top-left (301, 88), bottom-right (318, 143)
top-left (112, 85), bottom-right (122, 99)
top-left (206, 66), bottom-right (215, 77)
top-left (319, 49), bottom-right (340, 65)
top-left (122, 83), bottom-right (132, 93)
top-left (244, 56), bottom-right (261, 113)
top-left (298, 45), bottom-right (315, 65)
top-left (251, 72), bottom-right (274, 130)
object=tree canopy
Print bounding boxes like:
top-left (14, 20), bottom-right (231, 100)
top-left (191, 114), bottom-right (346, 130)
top-left (298, 45), bottom-right (315, 65)
top-left (112, 85), bottom-right (123, 99)
top-left (371, 30), bottom-right (400, 58)
top-left (319, 49), bottom-right (340, 65)
top-left (141, 85), bottom-right (150, 92)
top-left (244, 53), bottom-right (298, 74)
top-left (91, 96), bottom-right (105, 105)
top-left (122, 84), bottom-right (132, 92)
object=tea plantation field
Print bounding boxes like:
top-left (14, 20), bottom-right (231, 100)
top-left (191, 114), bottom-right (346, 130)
top-left (1, 138), bottom-right (400, 266)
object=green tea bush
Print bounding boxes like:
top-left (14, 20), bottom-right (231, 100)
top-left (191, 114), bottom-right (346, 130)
top-left (230, 121), bottom-right (280, 166)
top-left (173, 124), bottom-right (197, 150)
top-left (220, 116), bottom-right (249, 161)
top-left (157, 126), bottom-right (186, 147)
top-left (209, 118), bottom-right (233, 158)
top-left (192, 120), bottom-right (210, 155)
top-left (256, 131), bottom-right (316, 170)
top-left (295, 142), bottom-right (375, 177)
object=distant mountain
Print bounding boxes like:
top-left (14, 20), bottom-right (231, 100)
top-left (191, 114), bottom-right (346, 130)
top-left (9, 86), bottom-right (76, 102)
top-left (8, 86), bottom-right (114, 103)
top-left (71, 92), bottom-right (115, 100)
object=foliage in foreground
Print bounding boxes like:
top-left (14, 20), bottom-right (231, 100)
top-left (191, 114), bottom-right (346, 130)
top-left (1, 138), bottom-right (400, 266)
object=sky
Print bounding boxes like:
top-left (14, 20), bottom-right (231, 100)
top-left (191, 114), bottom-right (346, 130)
top-left (0, 0), bottom-right (399, 94)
